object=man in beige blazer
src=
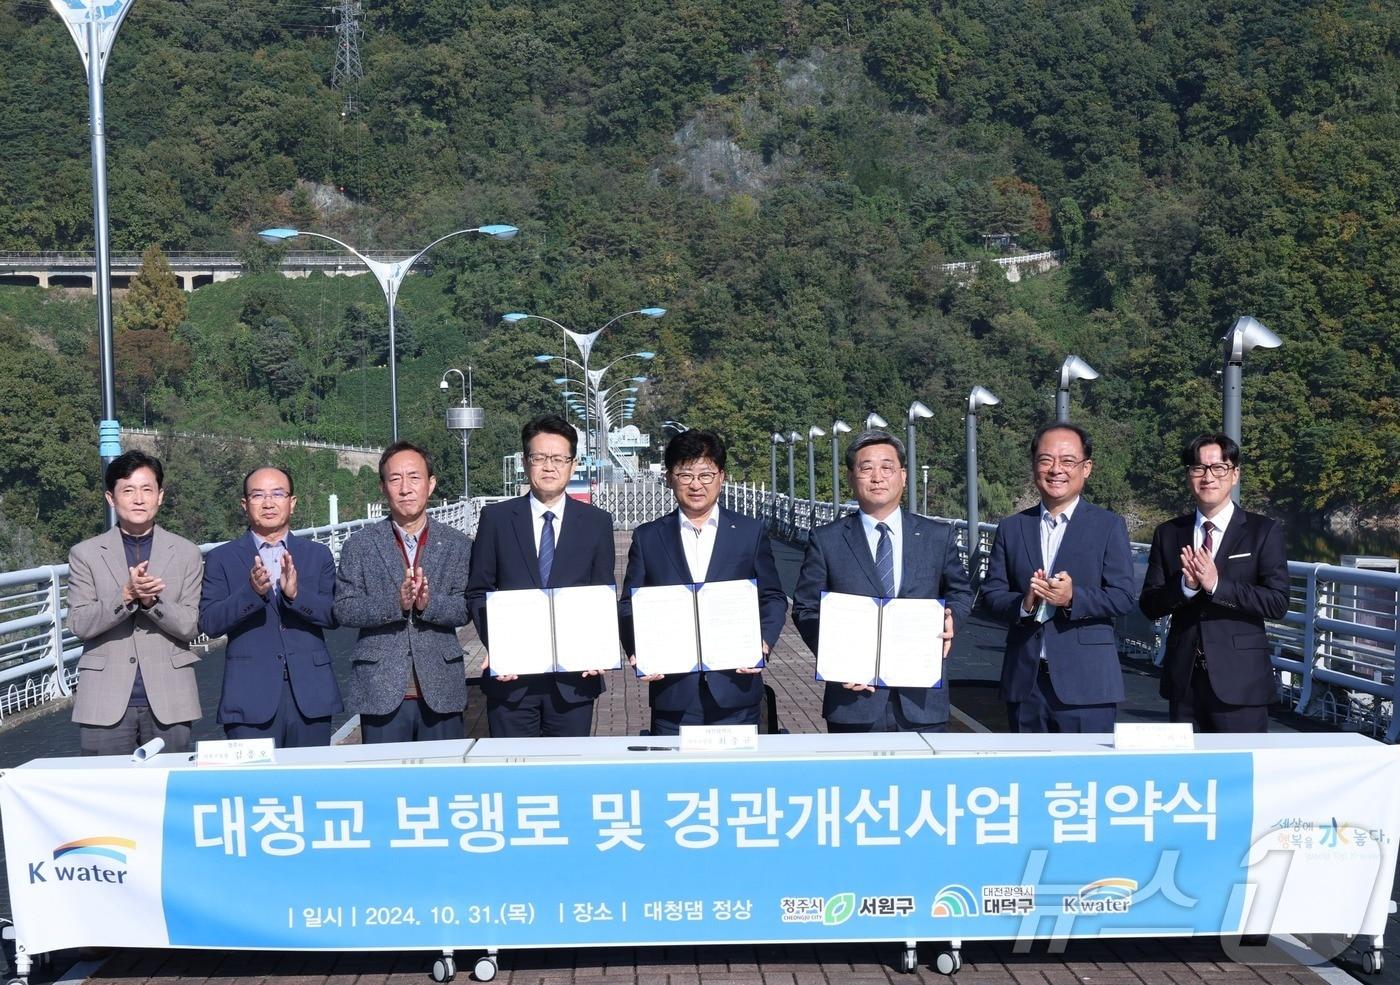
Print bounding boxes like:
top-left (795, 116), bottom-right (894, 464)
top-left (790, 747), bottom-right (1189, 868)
top-left (68, 451), bottom-right (204, 755)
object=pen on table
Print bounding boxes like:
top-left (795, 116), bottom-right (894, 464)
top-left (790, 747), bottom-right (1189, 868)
top-left (627, 745), bottom-right (676, 752)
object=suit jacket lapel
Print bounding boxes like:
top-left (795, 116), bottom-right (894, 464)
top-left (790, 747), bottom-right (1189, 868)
top-left (1214, 509), bottom-right (1248, 562)
top-left (1022, 508), bottom-right (1042, 573)
top-left (705, 506), bottom-right (743, 583)
top-left (899, 515), bottom-right (927, 597)
top-left (375, 519), bottom-right (407, 581)
top-left (510, 497), bottom-right (542, 588)
top-left (99, 525), bottom-right (128, 589)
top-left (660, 509), bottom-right (693, 582)
top-left (842, 515), bottom-right (884, 596)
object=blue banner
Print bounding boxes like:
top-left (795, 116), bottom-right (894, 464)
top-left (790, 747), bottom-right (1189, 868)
top-left (162, 752), bottom-right (1252, 947)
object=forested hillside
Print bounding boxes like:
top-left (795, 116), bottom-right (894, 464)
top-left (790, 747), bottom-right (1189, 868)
top-left (0, 0), bottom-right (1396, 563)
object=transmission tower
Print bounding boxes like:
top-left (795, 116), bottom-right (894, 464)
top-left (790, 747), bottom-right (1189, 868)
top-left (330, 0), bottom-right (363, 116)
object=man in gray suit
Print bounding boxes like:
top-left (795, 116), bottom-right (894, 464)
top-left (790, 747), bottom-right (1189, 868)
top-left (334, 441), bottom-right (471, 743)
top-left (68, 451), bottom-right (204, 755)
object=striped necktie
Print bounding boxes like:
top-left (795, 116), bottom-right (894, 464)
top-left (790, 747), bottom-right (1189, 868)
top-left (875, 522), bottom-right (895, 598)
top-left (539, 510), bottom-right (556, 587)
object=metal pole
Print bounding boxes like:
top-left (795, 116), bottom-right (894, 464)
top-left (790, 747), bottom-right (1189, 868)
top-left (770, 440), bottom-right (779, 522)
top-left (786, 439), bottom-right (796, 530)
top-left (922, 465), bottom-right (929, 515)
top-left (906, 419), bottom-right (917, 514)
top-left (806, 438), bottom-right (817, 527)
top-left (460, 432), bottom-right (470, 501)
top-left (1223, 360), bottom-right (1243, 504)
top-left (1055, 387), bottom-right (1070, 423)
top-left (87, 15), bottom-right (118, 527)
top-left (966, 410), bottom-right (980, 579)
top-left (385, 295), bottom-right (400, 440)
top-left (831, 434), bottom-right (841, 514)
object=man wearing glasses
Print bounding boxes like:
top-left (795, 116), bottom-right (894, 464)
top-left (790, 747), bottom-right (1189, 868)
top-left (200, 466), bottom-right (342, 746)
top-left (620, 429), bottom-right (789, 735)
top-left (792, 430), bottom-right (973, 732)
top-left (468, 414), bottom-right (615, 737)
top-left (1140, 433), bottom-right (1289, 732)
top-left (982, 423), bottom-right (1136, 732)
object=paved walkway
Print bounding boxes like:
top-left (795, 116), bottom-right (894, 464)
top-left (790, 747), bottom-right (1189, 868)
top-left (0, 532), bottom-right (1378, 985)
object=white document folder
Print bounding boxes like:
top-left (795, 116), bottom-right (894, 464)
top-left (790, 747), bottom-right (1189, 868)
top-left (631, 578), bottom-right (764, 676)
top-left (485, 584), bottom-right (621, 676)
top-left (815, 592), bottom-right (944, 688)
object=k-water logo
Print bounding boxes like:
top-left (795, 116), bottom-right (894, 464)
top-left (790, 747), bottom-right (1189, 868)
top-left (1061, 877), bottom-right (1136, 914)
top-left (29, 836), bottom-right (136, 885)
top-left (930, 885), bottom-right (978, 918)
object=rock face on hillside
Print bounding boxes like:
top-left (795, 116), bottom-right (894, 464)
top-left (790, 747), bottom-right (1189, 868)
top-left (663, 49), bottom-right (857, 200)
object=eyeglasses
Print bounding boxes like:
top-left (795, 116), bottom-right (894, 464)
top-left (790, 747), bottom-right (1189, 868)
top-left (674, 471), bottom-right (719, 486)
top-left (855, 463), bottom-right (901, 477)
top-left (1034, 456), bottom-right (1087, 471)
top-left (1187, 463), bottom-right (1235, 478)
top-left (246, 490), bottom-right (290, 502)
top-left (526, 454), bottom-right (574, 467)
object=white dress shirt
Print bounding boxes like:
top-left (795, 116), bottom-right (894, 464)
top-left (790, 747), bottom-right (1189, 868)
top-left (679, 507), bottom-right (719, 583)
top-left (529, 493), bottom-right (567, 554)
top-left (1035, 497), bottom-right (1079, 657)
top-left (859, 508), bottom-right (903, 596)
top-left (1182, 499), bottom-right (1235, 597)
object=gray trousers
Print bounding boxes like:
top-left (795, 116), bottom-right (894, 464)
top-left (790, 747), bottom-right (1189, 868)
top-left (80, 705), bottom-right (192, 757)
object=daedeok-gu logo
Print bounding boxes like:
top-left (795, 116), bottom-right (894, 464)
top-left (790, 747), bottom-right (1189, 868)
top-left (28, 836), bottom-right (136, 885)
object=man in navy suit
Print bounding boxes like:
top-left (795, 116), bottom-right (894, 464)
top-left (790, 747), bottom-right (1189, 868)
top-left (467, 415), bottom-right (615, 738)
top-left (1140, 433), bottom-right (1289, 732)
top-left (619, 429), bottom-right (788, 735)
top-left (982, 423), bottom-right (1136, 733)
top-left (792, 430), bottom-right (973, 732)
top-left (200, 466), bottom-right (342, 747)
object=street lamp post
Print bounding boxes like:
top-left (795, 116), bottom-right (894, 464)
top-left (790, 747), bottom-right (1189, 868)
top-left (786, 431), bottom-right (800, 531)
top-left (830, 419), bottom-right (851, 514)
top-left (865, 412), bottom-right (888, 431)
top-left (49, 0), bottom-right (138, 523)
top-left (1222, 316), bottom-right (1282, 504)
top-left (770, 433), bottom-right (782, 523)
top-left (260, 224), bottom-right (518, 440)
top-left (921, 465), bottom-right (929, 515)
top-left (507, 308), bottom-right (665, 486)
top-left (1056, 355), bottom-right (1099, 422)
top-left (906, 401), bottom-right (933, 514)
top-left (966, 385), bottom-right (1002, 581)
top-left (440, 367), bottom-right (482, 500)
top-left (806, 425), bottom-right (826, 527)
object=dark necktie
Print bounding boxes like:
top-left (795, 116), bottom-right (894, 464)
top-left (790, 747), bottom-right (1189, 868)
top-left (875, 522), bottom-right (895, 598)
top-left (539, 511), bottom-right (556, 587)
top-left (1201, 519), bottom-right (1215, 555)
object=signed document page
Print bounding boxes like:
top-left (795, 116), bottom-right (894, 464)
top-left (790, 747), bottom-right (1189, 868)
top-left (631, 584), bottom-right (701, 676)
top-left (815, 591), bottom-right (880, 686)
top-left (552, 584), bottom-right (623, 673)
top-left (697, 579), bottom-right (764, 672)
top-left (875, 597), bottom-right (944, 688)
top-left (485, 588), bottom-right (555, 676)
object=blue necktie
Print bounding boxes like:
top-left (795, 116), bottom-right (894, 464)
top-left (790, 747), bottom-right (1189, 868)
top-left (539, 511), bottom-right (556, 587)
top-left (875, 521), bottom-right (895, 598)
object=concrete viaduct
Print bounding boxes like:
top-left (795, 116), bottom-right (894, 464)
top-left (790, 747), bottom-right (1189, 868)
top-left (0, 249), bottom-right (1062, 293)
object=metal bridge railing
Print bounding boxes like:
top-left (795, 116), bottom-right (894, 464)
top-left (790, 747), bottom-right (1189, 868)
top-left (0, 500), bottom-right (478, 722)
top-left (714, 482), bottom-right (1400, 742)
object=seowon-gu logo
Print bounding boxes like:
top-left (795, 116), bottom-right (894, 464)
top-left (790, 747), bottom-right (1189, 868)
top-left (28, 836), bottom-right (135, 886)
top-left (1061, 877), bottom-right (1136, 914)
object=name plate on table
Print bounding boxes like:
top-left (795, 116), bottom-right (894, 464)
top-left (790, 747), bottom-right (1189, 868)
top-left (680, 723), bottom-right (759, 752)
top-left (196, 738), bottom-right (275, 767)
top-left (1114, 722), bottom-right (1195, 751)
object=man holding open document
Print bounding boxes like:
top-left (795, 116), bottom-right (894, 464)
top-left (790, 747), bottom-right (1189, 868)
top-left (792, 430), bottom-right (973, 733)
top-left (619, 430), bottom-right (789, 735)
top-left (467, 415), bottom-right (618, 738)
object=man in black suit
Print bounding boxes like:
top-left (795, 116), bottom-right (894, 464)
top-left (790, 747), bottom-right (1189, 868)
top-left (467, 414), bottom-right (615, 737)
top-left (792, 430), bottom-right (973, 732)
top-left (1140, 433), bottom-right (1289, 732)
top-left (619, 429), bottom-right (788, 735)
